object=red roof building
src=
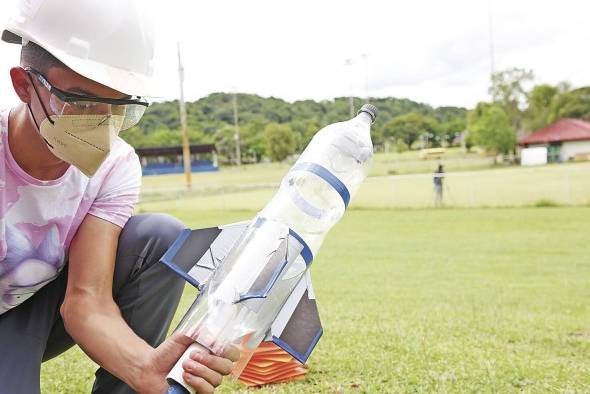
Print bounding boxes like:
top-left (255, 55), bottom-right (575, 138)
top-left (519, 118), bottom-right (590, 163)
top-left (519, 118), bottom-right (590, 146)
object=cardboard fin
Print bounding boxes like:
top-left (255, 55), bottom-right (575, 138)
top-left (160, 221), bottom-right (250, 289)
top-left (269, 272), bottom-right (323, 364)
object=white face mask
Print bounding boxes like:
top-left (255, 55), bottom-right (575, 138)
top-left (37, 114), bottom-right (124, 177)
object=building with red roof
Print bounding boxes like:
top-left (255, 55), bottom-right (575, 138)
top-left (519, 118), bottom-right (590, 163)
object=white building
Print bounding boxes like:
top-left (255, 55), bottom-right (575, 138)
top-left (519, 118), bottom-right (590, 163)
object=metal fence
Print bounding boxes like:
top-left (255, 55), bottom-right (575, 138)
top-left (138, 163), bottom-right (590, 212)
top-left (355, 164), bottom-right (590, 209)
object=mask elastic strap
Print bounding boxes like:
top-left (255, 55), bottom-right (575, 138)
top-left (26, 103), bottom-right (40, 130)
top-left (26, 103), bottom-right (55, 149)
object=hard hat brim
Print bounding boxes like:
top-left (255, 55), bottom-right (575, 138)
top-left (2, 29), bottom-right (154, 98)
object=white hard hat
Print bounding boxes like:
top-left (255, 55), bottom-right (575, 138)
top-left (2, 0), bottom-right (156, 97)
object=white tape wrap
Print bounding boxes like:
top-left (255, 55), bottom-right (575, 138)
top-left (166, 342), bottom-right (210, 394)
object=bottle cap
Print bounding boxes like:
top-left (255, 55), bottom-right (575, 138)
top-left (358, 104), bottom-right (378, 123)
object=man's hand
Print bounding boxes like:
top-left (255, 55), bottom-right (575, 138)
top-left (64, 215), bottom-right (240, 393)
top-left (136, 332), bottom-right (240, 394)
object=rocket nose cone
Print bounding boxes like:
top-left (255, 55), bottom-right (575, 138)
top-left (358, 104), bottom-right (378, 123)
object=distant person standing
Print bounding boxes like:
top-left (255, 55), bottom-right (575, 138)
top-left (433, 164), bottom-right (444, 206)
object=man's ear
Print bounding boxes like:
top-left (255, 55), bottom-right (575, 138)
top-left (10, 67), bottom-right (33, 104)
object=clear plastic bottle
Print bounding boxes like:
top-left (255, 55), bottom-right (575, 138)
top-left (166, 104), bottom-right (377, 394)
top-left (261, 103), bottom-right (376, 254)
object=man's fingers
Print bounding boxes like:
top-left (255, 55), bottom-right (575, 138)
top-left (182, 358), bottom-right (223, 388)
top-left (182, 372), bottom-right (215, 394)
top-left (190, 351), bottom-right (234, 376)
top-left (221, 344), bottom-right (240, 363)
top-left (170, 332), bottom-right (198, 348)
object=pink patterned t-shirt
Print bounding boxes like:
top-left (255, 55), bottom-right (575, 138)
top-left (0, 108), bottom-right (142, 315)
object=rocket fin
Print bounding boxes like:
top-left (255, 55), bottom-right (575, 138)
top-left (160, 221), bottom-right (250, 289)
top-left (265, 271), bottom-right (323, 364)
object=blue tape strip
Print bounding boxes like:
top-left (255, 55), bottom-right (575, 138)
top-left (256, 217), bottom-right (313, 266)
top-left (160, 259), bottom-right (201, 289)
top-left (237, 255), bottom-right (289, 303)
top-left (159, 228), bottom-right (201, 289)
top-left (236, 221), bottom-right (313, 301)
top-left (292, 162), bottom-right (351, 208)
top-left (166, 382), bottom-right (190, 394)
top-left (288, 228), bottom-right (313, 266)
top-left (271, 327), bottom-right (323, 364)
top-left (254, 216), bottom-right (266, 228)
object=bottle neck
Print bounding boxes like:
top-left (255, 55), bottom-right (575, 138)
top-left (356, 111), bottom-right (373, 125)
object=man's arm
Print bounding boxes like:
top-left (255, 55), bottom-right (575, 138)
top-left (61, 214), bottom-right (238, 394)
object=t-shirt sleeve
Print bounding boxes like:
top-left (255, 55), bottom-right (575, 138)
top-left (88, 150), bottom-right (142, 228)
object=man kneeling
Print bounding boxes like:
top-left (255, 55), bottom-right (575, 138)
top-left (0, 1), bottom-right (237, 393)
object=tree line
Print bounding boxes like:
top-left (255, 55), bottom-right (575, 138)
top-left (122, 94), bottom-right (468, 162)
top-left (121, 70), bottom-right (589, 163)
top-left (468, 68), bottom-right (590, 156)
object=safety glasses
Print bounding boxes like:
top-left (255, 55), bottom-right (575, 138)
top-left (26, 67), bottom-right (149, 131)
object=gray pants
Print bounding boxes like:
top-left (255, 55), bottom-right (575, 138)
top-left (0, 213), bottom-right (187, 394)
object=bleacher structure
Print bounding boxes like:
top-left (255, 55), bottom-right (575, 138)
top-left (135, 144), bottom-right (219, 176)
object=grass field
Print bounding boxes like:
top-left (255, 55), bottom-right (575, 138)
top-left (140, 149), bottom-right (496, 192)
top-left (41, 207), bottom-right (590, 393)
top-left (138, 161), bottom-right (590, 212)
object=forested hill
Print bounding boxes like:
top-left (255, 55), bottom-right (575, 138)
top-left (122, 93), bottom-right (467, 161)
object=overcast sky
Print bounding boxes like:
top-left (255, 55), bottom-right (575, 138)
top-left (0, 0), bottom-right (588, 109)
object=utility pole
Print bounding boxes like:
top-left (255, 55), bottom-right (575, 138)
top-left (488, 0), bottom-right (496, 81)
top-left (461, 130), bottom-right (468, 154)
top-left (177, 42), bottom-right (192, 191)
top-left (344, 58), bottom-right (354, 117)
top-left (232, 90), bottom-right (241, 166)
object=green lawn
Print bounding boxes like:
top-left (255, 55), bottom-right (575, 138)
top-left (41, 207), bottom-right (590, 393)
top-left (139, 149), bottom-right (494, 192)
top-left (138, 161), bottom-right (590, 212)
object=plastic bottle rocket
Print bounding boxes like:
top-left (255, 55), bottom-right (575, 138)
top-left (165, 104), bottom-right (378, 393)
